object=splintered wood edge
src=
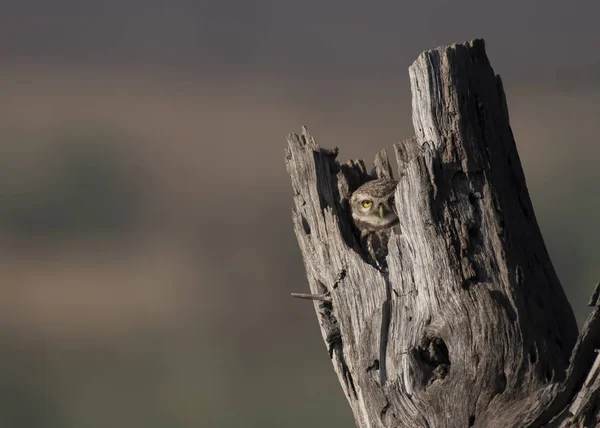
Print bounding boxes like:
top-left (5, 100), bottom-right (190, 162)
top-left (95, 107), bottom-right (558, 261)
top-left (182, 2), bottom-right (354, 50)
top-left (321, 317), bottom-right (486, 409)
top-left (540, 294), bottom-right (600, 426)
top-left (285, 38), bottom-right (596, 428)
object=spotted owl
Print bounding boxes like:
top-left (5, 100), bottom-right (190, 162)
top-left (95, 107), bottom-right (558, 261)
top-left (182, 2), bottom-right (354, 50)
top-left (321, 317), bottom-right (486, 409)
top-left (349, 178), bottom-right (399, 270)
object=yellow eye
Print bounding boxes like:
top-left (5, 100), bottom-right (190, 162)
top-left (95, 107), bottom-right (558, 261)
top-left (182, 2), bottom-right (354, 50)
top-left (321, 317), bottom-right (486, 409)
top-left (361, 200), bottom-right (373, 208)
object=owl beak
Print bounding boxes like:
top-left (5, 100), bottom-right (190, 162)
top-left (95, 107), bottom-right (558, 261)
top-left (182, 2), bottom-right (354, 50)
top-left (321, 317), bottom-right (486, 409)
top-left (379, 205), bottom-right (385, 218)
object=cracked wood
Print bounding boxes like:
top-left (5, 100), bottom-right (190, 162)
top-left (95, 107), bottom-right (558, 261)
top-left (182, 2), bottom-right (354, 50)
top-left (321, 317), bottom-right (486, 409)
top-left (285, 39), bottom-right (600, 427)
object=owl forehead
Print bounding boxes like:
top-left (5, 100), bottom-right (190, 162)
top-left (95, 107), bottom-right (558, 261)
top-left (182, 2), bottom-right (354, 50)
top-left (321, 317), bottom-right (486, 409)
top-left (351, 179), bottom-right (398, 202)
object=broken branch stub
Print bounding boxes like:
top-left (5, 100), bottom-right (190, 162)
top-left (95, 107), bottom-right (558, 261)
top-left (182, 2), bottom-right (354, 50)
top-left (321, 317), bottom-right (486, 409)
top-left (285, 39), bottom-right (598, 427)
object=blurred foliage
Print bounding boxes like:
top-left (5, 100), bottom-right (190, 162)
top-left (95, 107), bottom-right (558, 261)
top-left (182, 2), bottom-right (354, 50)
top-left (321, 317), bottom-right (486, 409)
top-left (0, 73), bottom-right (596, 428)
top-left (0, 126), bottom-right (145, 241)
top-left (0, 333), bottom-right (68, 428)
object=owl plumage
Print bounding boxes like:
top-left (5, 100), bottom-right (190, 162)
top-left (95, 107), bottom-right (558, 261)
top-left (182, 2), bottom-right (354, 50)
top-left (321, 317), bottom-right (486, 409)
top-left (349, 178), bottom-right (399, 270)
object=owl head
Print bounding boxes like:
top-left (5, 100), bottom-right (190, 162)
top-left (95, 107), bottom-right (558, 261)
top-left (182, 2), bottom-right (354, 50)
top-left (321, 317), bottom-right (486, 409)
top-left (349, 178), bottom-right (399, 234)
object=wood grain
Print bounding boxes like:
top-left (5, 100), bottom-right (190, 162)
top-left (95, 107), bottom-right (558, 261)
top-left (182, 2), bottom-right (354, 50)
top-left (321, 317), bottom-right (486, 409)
top-left (285, 39), bottom-right (599, 427)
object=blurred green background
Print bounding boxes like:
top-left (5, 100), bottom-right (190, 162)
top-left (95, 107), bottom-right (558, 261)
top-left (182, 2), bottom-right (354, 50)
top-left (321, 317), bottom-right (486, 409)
top-left (0, 1), bottom-right (599, 427)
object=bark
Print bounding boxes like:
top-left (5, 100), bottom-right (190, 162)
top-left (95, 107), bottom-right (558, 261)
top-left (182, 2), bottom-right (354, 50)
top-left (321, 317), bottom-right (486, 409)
top-left (285, 39), bottom-right (600, 428)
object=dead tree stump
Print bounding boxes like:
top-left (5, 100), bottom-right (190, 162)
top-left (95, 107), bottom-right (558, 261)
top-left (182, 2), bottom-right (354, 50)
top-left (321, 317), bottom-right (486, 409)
top-left (285, 39), bottom-right (600, 427)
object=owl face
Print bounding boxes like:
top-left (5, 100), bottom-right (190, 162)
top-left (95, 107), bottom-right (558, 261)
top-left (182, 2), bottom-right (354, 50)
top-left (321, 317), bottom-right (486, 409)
top-left (350, 179), bottom-right (399, 233)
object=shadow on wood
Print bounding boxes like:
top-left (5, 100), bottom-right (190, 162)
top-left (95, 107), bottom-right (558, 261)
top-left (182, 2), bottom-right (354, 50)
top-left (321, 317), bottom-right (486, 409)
top-left (285, 39), bottom-right (600, 428)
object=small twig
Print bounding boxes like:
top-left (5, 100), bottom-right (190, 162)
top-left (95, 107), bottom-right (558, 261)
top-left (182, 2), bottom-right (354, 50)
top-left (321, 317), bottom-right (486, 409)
top-left (291, 292), bottom-right (332, 302)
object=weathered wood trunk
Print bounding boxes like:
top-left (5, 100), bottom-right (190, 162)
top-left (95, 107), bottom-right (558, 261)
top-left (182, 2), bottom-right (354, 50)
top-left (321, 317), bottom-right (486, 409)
top-left (285, 39), bottom-right (600, 427)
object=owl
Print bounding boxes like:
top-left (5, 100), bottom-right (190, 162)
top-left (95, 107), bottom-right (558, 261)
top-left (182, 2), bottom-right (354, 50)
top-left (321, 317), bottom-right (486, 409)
top-left (349, 178), bottom-right (399, 270)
